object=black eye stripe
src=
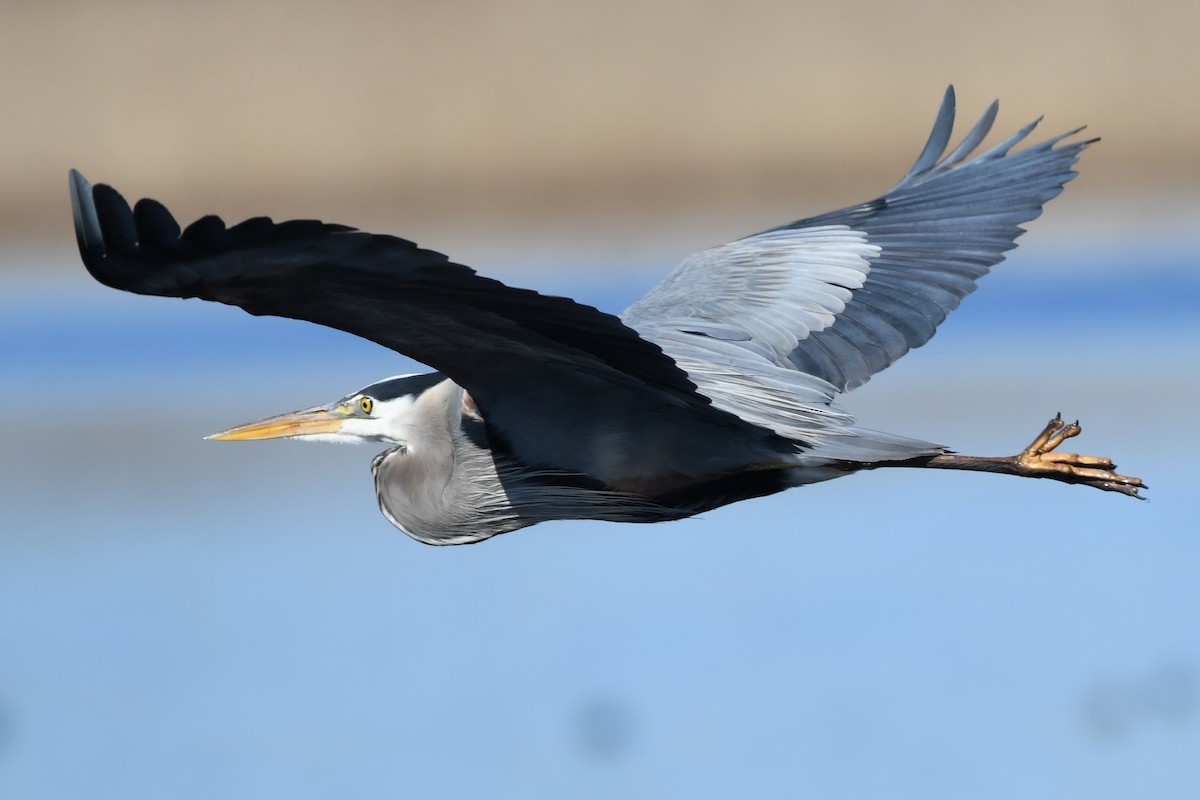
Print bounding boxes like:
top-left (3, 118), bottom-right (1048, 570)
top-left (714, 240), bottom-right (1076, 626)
top-left (357, 372), bottom-right (444, 401)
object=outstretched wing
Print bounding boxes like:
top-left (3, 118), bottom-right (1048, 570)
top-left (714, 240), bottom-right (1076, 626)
top-left (71, 172), bottom-right (785, 486)
top-left (624, 86), bottom-right (1095, 396)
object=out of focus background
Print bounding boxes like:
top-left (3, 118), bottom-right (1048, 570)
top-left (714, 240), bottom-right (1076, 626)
top-left (1, 2), bottom-right (1197, 798)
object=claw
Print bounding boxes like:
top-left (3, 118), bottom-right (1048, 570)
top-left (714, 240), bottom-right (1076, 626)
top-left (1026, 413), bottom-right (1063, 453)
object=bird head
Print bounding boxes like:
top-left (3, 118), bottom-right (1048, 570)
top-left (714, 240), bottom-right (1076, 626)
top-left (207, 372), bottom-right (448, 446)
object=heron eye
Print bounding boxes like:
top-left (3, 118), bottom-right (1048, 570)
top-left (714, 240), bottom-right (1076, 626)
top-left (359, 397), bottom-right (374, 415)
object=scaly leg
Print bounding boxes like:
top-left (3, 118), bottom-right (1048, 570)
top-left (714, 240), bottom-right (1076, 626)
top-left (875, 414), bottom-right (1146, 498)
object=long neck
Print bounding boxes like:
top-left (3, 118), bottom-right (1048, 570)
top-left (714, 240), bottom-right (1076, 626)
top-left (371, 381), bottom-right (521, 545)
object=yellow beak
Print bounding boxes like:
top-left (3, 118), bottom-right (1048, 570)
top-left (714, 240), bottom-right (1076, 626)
top-left (206, 407), bottom-right (347, 441)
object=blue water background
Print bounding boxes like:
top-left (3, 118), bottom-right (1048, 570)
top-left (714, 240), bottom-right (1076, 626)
top-left (1, 237), bottom-right (1198, 798)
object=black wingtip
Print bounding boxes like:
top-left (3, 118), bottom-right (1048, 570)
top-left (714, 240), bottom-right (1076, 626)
top-left (69, 169), bottom-right (106, 262)
top-left (70, 171), bottom-right (167, 293)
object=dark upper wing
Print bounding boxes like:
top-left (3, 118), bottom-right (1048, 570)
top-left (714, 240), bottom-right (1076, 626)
top-left (71, 171), bottom-right (782, 484)
top-left (624, 86), bottom-right (1095, 394)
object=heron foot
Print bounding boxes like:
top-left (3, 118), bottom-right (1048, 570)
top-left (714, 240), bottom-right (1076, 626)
top-left (1015, 413), bottom-right (1145, 498)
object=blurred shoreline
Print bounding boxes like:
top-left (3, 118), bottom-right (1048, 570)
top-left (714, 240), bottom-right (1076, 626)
top-left (3, 0), bottom-right (1198, 247)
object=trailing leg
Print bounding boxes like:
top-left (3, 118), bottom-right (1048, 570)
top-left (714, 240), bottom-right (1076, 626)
top-left (868, 414), bottom-right (1145, 498)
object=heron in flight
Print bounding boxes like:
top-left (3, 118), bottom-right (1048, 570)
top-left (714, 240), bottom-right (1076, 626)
top-left (72, 87), bottom-right (1144, 545)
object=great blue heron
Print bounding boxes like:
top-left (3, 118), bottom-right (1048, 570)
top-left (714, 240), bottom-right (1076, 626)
top-left (72, 87), bottom-right (1144, 545)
